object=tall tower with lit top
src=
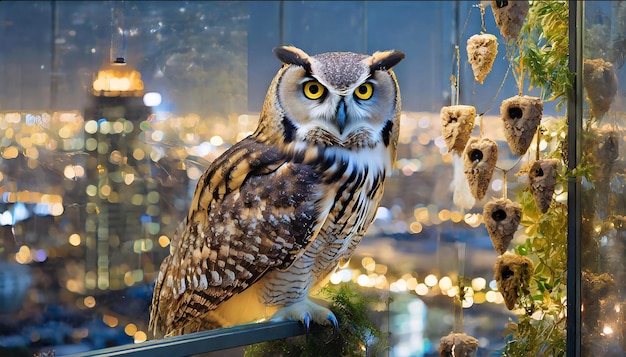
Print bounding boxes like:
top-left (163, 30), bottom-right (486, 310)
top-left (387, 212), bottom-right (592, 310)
top-left (83, 60), bottom-right (156, 292)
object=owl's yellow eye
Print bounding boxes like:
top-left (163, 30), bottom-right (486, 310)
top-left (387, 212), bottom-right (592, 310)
top-left (303, 81), bottom-right (325, 100)
top-left (354, 82), bottom-right (374, 100)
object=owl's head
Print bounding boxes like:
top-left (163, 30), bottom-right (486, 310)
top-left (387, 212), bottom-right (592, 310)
top-left (256, 46), bottom-right (404, 150)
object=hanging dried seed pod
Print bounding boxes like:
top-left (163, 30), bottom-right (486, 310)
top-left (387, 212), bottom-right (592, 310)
top-left (440, 105), bottom-right (476, 154)
top-left (500, 95), bottom-right (544, 155)
top-left (466, 34), bottom-right (498, 84)
top-left (490, 1), bottom-right (530, 39)
top-left (483, 198), bottom-right (521, 254)
top-left (494, 253), bottom-right (534, 310)
top-left (583, 58), bottom-right (618, 119)
top-left (463, 137), bottom-right (498, 201)
top-left (528, 159), bottom-right (559, 213)
top-left (581, 270), bottom-right (617, 331)
top-left (439, 332), bottom-right (479, 357)
top-left (596, 129), bottom-right (619, 180)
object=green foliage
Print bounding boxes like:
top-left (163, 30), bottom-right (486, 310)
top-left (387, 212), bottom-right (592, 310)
top-left (506, 3), bottom-right (624, 355)
top-left (515, 1), bottom-right (573, 112)
top-left (503, 313), bottom-right (566, 357)
top-left (502, 1), bottom-right (574, 355)
top-left (505, 187), bottom-right (568, 356)
top-left (244, 283), bottom-right (389, 357)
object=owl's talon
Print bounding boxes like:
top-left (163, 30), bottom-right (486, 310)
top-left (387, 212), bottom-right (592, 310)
top-left (327, 313), bottom-right (339, 335)
top-left (303, 314), bottom-right (311, 338)
top-left (270, 298), bottom-right (338, 339)
top-left (325, 313), bottom-right (339, 343)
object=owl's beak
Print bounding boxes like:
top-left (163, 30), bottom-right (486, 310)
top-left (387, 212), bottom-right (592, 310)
top-left (336, 100), bottom-right (347, 134)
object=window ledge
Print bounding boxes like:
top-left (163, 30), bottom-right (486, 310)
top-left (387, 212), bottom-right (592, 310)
top-left (70, 320), bottom-right (305, 357)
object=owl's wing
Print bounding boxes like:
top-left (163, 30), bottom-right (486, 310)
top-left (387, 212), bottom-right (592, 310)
top-left (149, 136), bottom-right (328, 336)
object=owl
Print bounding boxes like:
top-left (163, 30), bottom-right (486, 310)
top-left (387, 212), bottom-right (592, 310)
top-left (149, 45), bottom-right (404, 337)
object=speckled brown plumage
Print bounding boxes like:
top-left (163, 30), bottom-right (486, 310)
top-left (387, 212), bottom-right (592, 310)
top-left (150, 46), bottom-right (404, 337)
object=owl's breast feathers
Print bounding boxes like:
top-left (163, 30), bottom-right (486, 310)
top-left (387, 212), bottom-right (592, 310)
top-left (150, 136), bottom-right (332, 335)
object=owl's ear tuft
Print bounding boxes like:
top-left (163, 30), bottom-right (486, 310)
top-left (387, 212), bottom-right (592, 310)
top-left (368, 50), bottom-right (405, 72)
top-left (273, 46), bottom-right (312, 73)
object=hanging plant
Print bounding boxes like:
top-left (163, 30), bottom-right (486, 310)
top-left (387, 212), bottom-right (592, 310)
top-left (514, 1), bottom-right (572, 112)
top-left (244, 283), bottom-right (389, 357)
top-left (500, 1), bottom-right (572, 356)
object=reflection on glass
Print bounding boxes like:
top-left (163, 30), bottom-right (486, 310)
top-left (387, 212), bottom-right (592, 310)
top-left (581, 2), bottom-right (626, 356)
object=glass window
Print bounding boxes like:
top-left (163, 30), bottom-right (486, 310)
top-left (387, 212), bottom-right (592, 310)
top-left (1, 1), bottom-right (623, 357)
top-left (580, 1), bottom-right (626, 355)
top-left (1, 2), bottom-right (249, 354)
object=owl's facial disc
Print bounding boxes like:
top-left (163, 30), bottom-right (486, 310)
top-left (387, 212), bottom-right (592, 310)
top-left (277, 67), bottom-right (391, 146)
top-left (273, 47), bottom-right (404, 148)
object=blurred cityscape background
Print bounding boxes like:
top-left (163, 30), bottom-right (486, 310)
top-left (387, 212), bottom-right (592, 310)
top-left (0, 1), bottom-right (593, 356)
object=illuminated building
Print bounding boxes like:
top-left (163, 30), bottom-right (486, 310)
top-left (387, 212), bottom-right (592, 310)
top-left (83, 61), bottom-right (154, 291)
